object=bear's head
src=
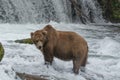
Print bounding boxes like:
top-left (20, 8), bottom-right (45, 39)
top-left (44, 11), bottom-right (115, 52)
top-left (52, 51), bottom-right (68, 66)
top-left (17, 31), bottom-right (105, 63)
top-left (31, 30), bottom-right (47, 50)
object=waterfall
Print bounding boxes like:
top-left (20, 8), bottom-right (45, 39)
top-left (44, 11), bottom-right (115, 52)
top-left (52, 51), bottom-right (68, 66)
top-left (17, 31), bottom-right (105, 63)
top-left (79, 0), bottom-right (105, 23)
top-left (0, 0), bottom-right (104, 23)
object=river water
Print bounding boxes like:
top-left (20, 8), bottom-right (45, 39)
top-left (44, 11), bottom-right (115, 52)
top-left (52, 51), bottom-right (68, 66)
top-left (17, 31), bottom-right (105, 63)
top-left (0, 22), bottom-right (120, 80)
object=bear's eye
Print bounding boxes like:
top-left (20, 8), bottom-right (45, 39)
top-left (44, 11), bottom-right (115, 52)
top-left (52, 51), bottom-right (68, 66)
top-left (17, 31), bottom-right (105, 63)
top-left (40, 39), bottom-right (43, 42)
top-left (34, 40), bottom-right (38, 44)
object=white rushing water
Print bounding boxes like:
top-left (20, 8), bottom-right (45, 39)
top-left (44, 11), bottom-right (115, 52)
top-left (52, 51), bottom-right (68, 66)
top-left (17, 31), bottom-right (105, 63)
top-left (0, 0), bottom-right (104, 23)
top-left (0, 22), bottom-right (120, 80)
top-left (0, 0), bottom-right (70, 23)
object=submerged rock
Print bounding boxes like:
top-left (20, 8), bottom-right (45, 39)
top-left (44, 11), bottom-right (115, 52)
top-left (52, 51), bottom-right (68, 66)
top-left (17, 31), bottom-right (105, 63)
top-left (0, 42), bottom-right (4, 62)
top-left (15, 38), bottom-right (33, 44)
top-left (16, 72), bottom-right (48, 80)
top-left (16, 72), bottom-right (68, 80)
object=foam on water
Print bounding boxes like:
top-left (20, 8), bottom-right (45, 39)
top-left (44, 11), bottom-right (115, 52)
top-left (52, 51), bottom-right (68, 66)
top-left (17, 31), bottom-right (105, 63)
top-left (98, 37), bottom-right (120, 56)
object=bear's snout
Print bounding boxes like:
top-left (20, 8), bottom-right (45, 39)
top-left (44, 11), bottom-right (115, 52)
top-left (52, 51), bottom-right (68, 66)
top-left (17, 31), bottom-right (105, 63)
top-left (36, 41), bottom-right (43, 49)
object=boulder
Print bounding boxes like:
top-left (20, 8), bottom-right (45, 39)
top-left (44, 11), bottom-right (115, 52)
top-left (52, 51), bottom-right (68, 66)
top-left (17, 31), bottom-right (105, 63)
top-left (16, 72), bottom-right (48, 80)
top-left (0, 42), bottom-right (4, 62)
top-left (15, 38), bottom-right (33, 44)
top-left (97, 0), bottom-right (120, 22)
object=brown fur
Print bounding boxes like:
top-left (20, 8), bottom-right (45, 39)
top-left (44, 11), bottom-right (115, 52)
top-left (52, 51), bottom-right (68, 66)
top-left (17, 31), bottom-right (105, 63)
top-left (31, 25), bottom-right (88, 74)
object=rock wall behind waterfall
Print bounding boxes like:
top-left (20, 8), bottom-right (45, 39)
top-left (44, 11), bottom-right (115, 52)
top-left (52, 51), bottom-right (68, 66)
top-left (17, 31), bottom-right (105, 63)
top-left (0, 0), bottom-right (104, 23)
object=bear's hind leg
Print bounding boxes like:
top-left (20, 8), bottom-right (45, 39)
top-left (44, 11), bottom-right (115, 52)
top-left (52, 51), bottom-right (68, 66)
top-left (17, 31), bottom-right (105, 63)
top-left (80, 53), bottom-right (88, 72)
top-left (73, 58), bottom-right (82, 74)
top-left (81, 55), bottom-right (87, 67)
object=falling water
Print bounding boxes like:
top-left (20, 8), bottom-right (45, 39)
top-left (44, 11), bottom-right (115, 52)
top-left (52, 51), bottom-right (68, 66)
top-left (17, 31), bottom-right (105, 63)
top-left (0, 0), bottom-right (105, 23)
top-left (79, 0), bottom-right (105, 23)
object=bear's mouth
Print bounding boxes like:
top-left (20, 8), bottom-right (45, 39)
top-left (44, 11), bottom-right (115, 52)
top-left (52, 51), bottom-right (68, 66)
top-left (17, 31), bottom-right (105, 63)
top-left (39, 46), bottom-right (42, 49)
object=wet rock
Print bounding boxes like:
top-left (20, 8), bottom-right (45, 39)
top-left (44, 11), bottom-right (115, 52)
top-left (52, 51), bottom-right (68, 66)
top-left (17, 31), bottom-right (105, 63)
top-left (15, 38), bottom-right (33, 44)
top-left (97, 0), bottom-right (120, 22)
top-left (69, 0), bottom-right (87, 23)
top-left (16, 72), bottom-right (68, 80)
top-left (0, 42), bottom-right (4, 62)
top-left (16, 72), bottom-right (48, 80)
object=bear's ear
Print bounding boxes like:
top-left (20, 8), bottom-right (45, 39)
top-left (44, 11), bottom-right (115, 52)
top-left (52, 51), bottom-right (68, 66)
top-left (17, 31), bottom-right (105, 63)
top-left (42, 30), bottom-right (47, 36)
top-left (31, 32), bottom-right (34, 37)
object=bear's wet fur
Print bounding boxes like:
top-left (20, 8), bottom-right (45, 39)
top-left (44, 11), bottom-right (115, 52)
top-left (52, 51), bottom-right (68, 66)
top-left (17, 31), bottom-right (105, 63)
top-left (31, 25), bottom-right (88, 74)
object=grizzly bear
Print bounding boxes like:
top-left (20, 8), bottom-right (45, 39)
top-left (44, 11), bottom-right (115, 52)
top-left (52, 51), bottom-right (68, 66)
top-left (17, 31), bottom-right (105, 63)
top-left (31, 25), bottom-right (88, 74)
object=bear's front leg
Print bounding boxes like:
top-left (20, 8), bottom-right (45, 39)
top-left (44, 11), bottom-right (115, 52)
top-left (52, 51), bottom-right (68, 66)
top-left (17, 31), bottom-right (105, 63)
top-left (43, 45), bottom-right (54, 67)
top-left (43, 54), bottom-right (53, 66)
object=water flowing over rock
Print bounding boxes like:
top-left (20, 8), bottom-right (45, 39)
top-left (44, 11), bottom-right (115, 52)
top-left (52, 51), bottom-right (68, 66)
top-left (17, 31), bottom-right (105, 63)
top-left (0, 0), bottom-right (104, 23)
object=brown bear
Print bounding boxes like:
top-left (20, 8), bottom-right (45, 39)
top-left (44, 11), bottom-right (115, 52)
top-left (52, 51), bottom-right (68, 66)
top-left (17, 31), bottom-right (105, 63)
top-left (31, 25), bottom-right (88, 74)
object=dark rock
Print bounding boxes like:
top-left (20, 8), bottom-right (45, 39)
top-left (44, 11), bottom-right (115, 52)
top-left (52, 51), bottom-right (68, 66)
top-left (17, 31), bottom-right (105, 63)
top-left (97, 0), bottom-right (120, 23)
top-left (69, 0), bottom-right (87, 23)
top-left (0, 42), bottom-right (4, 62)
